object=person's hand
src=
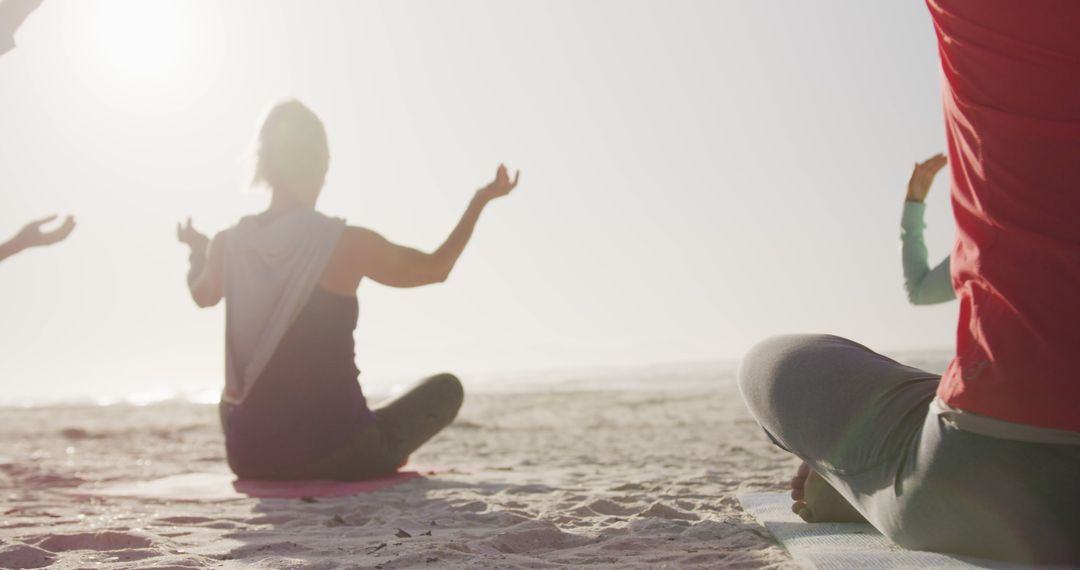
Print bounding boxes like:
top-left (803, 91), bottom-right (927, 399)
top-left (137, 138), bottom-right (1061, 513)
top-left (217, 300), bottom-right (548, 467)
top-left (906, 153), bottom-right (948, 202)
top-left (177, 217), bottom-right (209, 253)
top-left (12, 214), bottom-right (76, 250)
top-left (476, 164), bottom-right (521, 203)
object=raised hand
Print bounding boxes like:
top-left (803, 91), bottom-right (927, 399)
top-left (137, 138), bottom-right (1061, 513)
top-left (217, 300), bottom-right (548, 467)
top-left (13, 214), bottom-right (76, 250)
top-left (176, 217), bottom-right (209, 253)
top-left (476, 164), bottom-right (521, 203)
top-left (906, 153), bottom-right (948, 202)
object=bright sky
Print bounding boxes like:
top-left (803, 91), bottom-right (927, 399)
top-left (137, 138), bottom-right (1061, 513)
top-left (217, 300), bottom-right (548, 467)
top-left (0, 0), bottom-right (956, 403)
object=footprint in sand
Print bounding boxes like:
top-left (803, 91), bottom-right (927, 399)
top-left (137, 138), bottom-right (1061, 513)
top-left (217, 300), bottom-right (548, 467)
top-left (0, 544), bottom-right (56, 569)
top-left (22, 473), bottom-right (85, 488)
top-left (3, 531), bottom-right (159, 568)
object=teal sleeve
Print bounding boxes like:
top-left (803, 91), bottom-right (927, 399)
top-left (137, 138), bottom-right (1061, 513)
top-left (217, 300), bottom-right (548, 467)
top-left (901, 201), bottom-right (956, 305)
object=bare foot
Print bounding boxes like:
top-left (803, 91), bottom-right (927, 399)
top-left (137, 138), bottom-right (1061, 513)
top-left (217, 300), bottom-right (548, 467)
top-left (790, 462), bottom-right (866, 523)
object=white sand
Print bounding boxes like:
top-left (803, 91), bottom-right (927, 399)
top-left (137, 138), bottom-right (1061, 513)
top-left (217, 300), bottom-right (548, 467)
top-left (0, 387), bottom-right (799, 568)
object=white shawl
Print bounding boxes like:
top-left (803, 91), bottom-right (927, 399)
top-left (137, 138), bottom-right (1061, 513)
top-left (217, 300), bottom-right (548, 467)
top-left (222, 208), bottom-right (346, 404)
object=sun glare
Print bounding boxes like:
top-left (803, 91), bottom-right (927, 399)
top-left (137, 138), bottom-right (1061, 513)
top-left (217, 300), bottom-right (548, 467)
top-left (71, 0), bottom-right (219, 114)
top-left (91, 1), bottom-right (187, 73)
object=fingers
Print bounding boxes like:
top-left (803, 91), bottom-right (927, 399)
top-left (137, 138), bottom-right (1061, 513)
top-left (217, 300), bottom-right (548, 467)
top-left (495, 164), bottom-right (519, 186)
top-left (909, 154), bottom-right (947, 201)
top-left (28, 214), bottom-right (58, 228)
top-left (917, 153), bottom-right (948, 174)
top-left (910, 162), bottom-right (921, 177)
top-left (177, 217), bottom-right (195, 243)
top-left (39, 216), bottom-right (76, 244)
top-left (487, 164), bottom-right (520, 195)
top-left (919, 153), bottom-right (944, 166)
top-left (55, 216), bottom-right (76, 239)
top-left (928, 154), bottom-right (948, 174)
top-left (15, 214), bottom-right (73, 247)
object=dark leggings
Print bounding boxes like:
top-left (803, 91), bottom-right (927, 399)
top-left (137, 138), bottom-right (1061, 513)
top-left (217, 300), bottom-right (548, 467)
top-left (307, 373), bottom-right (464, 481)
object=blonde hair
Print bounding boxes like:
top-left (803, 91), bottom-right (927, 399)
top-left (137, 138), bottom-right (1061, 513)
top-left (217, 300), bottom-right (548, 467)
top-left (252, 99), bottom-right (330, 200)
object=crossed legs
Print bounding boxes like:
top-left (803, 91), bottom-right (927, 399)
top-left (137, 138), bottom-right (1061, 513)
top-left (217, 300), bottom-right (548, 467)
top-left (316, 373), bottom-right (464, 481)
top-left (737, 334), bottom-right (1080, 563)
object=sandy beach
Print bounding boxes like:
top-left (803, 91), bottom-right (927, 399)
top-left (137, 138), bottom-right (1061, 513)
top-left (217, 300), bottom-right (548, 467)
top-left (0, 384), bottom-right (798, 569)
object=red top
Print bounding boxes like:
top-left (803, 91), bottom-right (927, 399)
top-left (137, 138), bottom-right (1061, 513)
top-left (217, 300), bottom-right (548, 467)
top-left (928, 0), bottom-right (1080, 432)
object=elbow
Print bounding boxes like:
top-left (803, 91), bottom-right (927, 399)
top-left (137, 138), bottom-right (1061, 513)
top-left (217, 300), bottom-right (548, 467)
top-left (432, 267), bottom-right (452, 284)
top-left (429, 260), bottom-right (454, 284)
top-left (904, 285), bottom-right (929, 306)
top-left (191, 292), bottom-right (220, 308)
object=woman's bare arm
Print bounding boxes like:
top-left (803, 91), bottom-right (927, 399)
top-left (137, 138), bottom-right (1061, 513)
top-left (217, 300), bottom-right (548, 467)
top-left (342, 165), bottom-right (521, 289)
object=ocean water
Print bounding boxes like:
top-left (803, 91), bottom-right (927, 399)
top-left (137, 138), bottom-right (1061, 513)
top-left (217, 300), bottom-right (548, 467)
top-left (0, 349), bottom-right (954, 409)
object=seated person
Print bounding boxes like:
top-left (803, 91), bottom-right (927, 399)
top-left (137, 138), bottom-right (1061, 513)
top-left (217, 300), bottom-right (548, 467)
top-left (738, 1), bottom-right (1080, 563)
top-left (177, 99), bottom-right (521, 481)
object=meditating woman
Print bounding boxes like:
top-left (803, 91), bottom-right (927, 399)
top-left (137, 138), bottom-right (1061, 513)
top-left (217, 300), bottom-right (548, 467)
top-left (900, 153), bottom-right (953, 305)
top-left (177, 99), bottom-right (521, 481)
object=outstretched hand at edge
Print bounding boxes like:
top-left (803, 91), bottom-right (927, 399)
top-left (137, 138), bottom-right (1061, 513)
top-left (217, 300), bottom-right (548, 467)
top-left (13, 214), bottom-right (76, 250)
top-left (906, 153), bottom-right (948, 202)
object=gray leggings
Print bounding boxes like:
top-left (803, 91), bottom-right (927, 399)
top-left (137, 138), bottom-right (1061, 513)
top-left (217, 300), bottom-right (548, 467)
top-left (738, 334), bottom-right (1080, 565)
top-left (311, 373), bottom-right (464, 481)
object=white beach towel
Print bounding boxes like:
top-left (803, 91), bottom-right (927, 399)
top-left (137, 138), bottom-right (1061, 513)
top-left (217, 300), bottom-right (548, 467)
top-left (737, 493), bottom-right (1062, 570)
top-left (222, 208), bottom-right (345, 404)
